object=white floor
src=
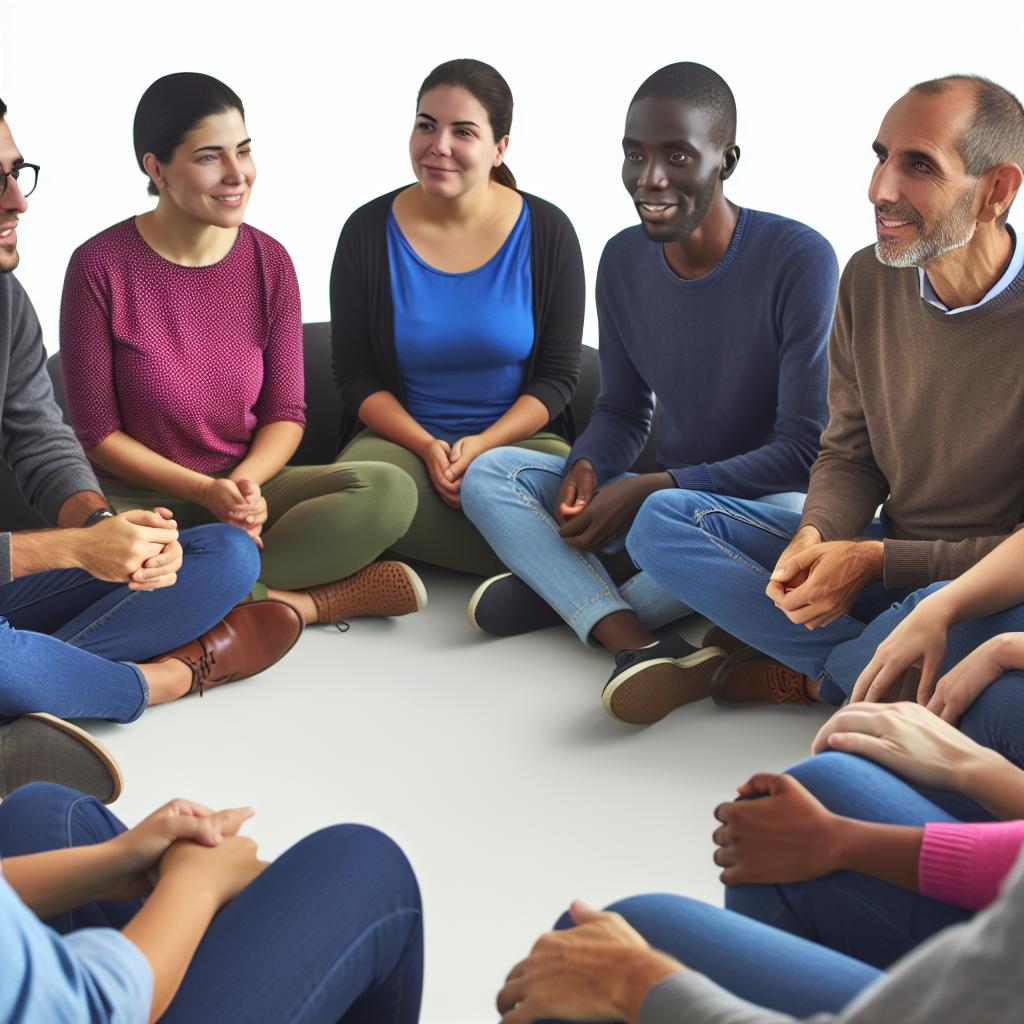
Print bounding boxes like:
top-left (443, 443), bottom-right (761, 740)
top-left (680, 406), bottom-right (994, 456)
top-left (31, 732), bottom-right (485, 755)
top-left (86, 566), bottom-right (832, 1024)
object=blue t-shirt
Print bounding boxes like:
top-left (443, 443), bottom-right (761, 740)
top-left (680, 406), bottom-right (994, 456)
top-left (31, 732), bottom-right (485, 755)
top-left (388, 202), bottom-right (534, 441)
top-left (570, 208), bottom-right (839, 496)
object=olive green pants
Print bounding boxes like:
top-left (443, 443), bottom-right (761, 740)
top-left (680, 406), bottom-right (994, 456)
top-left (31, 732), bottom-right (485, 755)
top-left (104, 461), bottom-right (418, 599)
top-left (337, 430), bottom-right (570, 577)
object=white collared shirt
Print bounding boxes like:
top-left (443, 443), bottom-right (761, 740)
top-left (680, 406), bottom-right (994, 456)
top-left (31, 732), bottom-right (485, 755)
top-left (919, 225), bottom-right (1023, 313)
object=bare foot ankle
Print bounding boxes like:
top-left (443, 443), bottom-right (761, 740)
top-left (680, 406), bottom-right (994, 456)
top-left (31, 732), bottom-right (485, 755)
top-left (265, 588), bottom-right (318, 626)
top-left (139, 660), bottom-right (194, 704)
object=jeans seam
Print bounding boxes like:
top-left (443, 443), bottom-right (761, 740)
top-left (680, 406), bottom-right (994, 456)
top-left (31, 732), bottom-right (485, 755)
top-left (62, 588), bottom-right (145, 648)
top-left (692, 503), bottom-right (792, 577)
top-left (506, 463), bottom-right (619, 628)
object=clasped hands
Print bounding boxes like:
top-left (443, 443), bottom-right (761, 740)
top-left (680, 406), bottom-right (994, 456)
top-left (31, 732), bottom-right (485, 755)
top-left (420, 435), bottom-right (490, 509)
top-left (201, 476), bottom-right (268, 547)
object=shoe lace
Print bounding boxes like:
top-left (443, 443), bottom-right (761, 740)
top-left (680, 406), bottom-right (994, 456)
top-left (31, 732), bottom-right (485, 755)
top-left (185, 645), bottom-right (217, 698)
top-left (766, 664), bottom-right (811, 704)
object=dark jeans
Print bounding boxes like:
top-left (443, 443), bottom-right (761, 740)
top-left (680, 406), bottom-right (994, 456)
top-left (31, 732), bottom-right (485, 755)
top-left (0, 783), bottom-right (424, 1023)
top-left (0, 524), bottom-right (258, 722)
top-left (627, 491), bottom-right (1024, 770)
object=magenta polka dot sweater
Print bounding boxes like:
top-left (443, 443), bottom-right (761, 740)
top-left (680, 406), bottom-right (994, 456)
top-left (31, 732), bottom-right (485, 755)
top-left (59, 219), bottom-right (306, 476)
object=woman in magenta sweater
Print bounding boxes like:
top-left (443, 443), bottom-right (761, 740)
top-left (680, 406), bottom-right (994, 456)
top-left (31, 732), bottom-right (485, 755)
top-left (60, 73), bottom-right (425, 628)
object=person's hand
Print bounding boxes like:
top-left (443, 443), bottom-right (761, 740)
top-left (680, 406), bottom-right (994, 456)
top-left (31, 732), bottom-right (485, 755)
top-left (812, 700), bottom-right (989, 790)
top-left (446, 434), bottom-right (489, 482)
top-left (199, 477), bottom-right (248, 523)
top-left (74, 509), bottom-right (179, 584)
top-left (420, 438), bottom-right (462, 508)
top-left (851, 597), bottom-right (952, 703)
top-left (105, 799), bottom-right (255, 901)
top-left (712, 774), bottom-right (843, 885)
top-left (554, 459), bottom-right (596, 526)
top-left (559, 474), bottom-right (670, 552)
top-left (926, 634), bottom-right (1024, 724)
top-left (496, 900), bottom-right (683, 1024)
top-left (764, 525), bottom-right (820, 605)
top-left (157, 832), bottom-right (267, 912)
top-left (769, 538), bottom-right (883, 630)
top-left (124, 507), bottom-right (184, 591)
top-left (226, 479), bottom-right (268, 549)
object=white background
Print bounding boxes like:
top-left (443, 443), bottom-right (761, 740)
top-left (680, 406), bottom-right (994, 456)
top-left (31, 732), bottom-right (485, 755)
top-left (3, 0), bottom-right (1023, 350)
top-left (2, 3), bottom-right (1024, 1022)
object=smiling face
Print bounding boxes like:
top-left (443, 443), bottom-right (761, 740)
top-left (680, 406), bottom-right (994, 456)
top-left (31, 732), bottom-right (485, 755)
top-left (622, 96), bottom-right (729, 243)
top-left (145, 108), bottom-right (255, 228)
top-left (410, 85), bottom-right (508, 199)
top-left (869, 85), bottom-right (981, 268)
top-left (0, 118), bottom-right (28, 273)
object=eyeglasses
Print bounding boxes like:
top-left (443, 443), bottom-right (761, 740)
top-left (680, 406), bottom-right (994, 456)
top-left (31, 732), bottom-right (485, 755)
top-left (0, 163), bottom-right (39, 200)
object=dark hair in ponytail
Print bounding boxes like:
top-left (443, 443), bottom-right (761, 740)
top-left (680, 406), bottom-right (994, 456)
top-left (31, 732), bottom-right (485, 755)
top-left (133, 72), bottom-right (245, 196)
top-left (417, 59), bottom-right (517, 189)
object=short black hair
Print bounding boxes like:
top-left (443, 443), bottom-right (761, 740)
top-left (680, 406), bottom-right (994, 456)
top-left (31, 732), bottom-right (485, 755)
top-left (133, 73), bottom-right (244, 197)
top-left (0, 96), bottom-right (7, 119)
top-left (911, 74), bottom-right (1024, 224)
top-left (630, 62), bottom-right (737, 148)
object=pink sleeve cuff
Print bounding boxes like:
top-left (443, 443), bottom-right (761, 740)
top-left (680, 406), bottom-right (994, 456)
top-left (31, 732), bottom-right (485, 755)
top-left (920, 821), bottom-right (1024, 910)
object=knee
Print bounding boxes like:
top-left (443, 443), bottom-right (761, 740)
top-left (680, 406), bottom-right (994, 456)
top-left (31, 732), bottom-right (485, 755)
top-left (461, 448), bottom-right (520, 507)
top-left (0, 781), bottom-right (78, 832)
top-left (627, 489), bottom-right (699, 563)
top-left (354, 463), bottom-right (419, 535)
top-left (183, 523), bottom-right (260, 595)
top-left (785, 751), bottom-right (886, 810)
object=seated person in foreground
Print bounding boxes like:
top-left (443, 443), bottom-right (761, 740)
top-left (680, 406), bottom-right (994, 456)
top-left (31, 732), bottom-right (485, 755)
top-left (0, 94), bottom-right (299, 783)
top-left (0, 782), bottom-right (422, 1023)
top-left (625, 74), bottom-right (1024, 728)
top-left (498, 702), bottom-right (1022, 1023)
top-left (330, 58), bottom-right (585, 577)
top-left (462, 62), bottom-right (837, 725)
top-left (60, 73), bottom-right (425, 630)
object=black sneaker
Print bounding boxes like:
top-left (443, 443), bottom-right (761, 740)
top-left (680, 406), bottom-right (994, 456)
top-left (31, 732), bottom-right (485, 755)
top-left (602, 635), bottom-right (727, 725)
top-left (468, 573), bottom-right (564, 636)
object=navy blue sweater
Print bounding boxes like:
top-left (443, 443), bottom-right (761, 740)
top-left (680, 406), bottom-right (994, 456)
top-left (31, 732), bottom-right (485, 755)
top-left (569, 208), bottom-right (838, 496)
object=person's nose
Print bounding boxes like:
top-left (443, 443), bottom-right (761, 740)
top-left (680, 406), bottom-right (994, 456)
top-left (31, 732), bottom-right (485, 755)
top-left (637, 156), bottom-right (669, 192)
top-left (1, 173), bottom-right (29, 213)
top-left (868, 157), bottom-right (900, 209)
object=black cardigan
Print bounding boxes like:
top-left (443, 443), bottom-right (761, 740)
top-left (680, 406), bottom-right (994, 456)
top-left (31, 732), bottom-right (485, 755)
top-left (329, 187), bottom-right (585, 451)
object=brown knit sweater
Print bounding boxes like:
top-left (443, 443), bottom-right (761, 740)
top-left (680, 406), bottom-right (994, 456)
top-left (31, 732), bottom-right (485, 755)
top-left (800, 244), bottom-right (1024, 589)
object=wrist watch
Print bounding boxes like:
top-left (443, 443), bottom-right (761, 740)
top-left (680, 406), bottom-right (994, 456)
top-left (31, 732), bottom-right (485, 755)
top-left (82, 508), bottom-right (115, 528)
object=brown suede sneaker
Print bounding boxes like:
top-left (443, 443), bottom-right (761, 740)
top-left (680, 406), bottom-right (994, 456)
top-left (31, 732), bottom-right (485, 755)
top-left (157, 599), bottom-right (303, 696)
top-left (711, 648), bottom-right (819, 706)
top-left (305, 561), bottom-right (427, 625)
top-left (700, 624), bottom-right (750, 657)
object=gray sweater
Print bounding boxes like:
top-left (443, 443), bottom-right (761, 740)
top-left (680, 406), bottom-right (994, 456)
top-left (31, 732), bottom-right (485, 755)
top-left (640, 851), bottom-right (1024, 1024)
top-left (0, 274), bottom-right (100, 584)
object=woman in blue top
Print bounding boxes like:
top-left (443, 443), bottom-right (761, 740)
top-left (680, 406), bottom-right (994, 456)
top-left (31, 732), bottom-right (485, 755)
top-left (331, 59), bottom-right (585, 576)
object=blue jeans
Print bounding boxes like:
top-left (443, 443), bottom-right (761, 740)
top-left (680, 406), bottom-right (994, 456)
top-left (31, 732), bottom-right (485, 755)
top-left (0, 783), bottom-right (424, 1024)
top-left (0, 524), bottom-right (258, 722)
top-left (544, 893), bottom-right (881, 1021)
top-left (626, 490), bottom-right (1024, 767)
top-left (462, 449), bottom-right (805, 644)
top-left (727, 752), bottom-right (975, 969)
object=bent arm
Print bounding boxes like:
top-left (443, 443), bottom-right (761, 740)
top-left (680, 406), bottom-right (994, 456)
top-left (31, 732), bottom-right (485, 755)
top-left (229, 421), bottom-right (303, 485)
top-left (88, 430), bottom-right (210, 504)
top-left (356, 390), bottom-right (435, 458)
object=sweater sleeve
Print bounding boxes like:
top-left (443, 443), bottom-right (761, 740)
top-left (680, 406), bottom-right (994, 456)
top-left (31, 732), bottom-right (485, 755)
top-left (639, 851), bottom-right (1024, 1024)
top-left (568, 247), bottom-right (656, 482)
top-left (520, 199), bottom-right (585, 420)
top-left (881, 529), bottom-right (1024, 590)
top-left (2, 276), bottom-right (101, 539)
top-left (799, 262), bottom-right (890, 541)
top-left (252, 241), bottom-right (306, 429)
top-left (330, 203), bottom-right (391, 417)
top-left (670, 231), bottom-right (838, 496)
top-left (919, 820), bottom-right (1024, 911)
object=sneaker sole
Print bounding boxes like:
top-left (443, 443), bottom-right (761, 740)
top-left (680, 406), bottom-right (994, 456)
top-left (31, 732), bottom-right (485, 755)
top-left (467, 573), bottom-right (511, 633)
top-left (20, 713), bottom-right (124, 803)
top-left (602, 647), bottom-right (727, 725)
top-left (398, 563), bottom-right (429, 613)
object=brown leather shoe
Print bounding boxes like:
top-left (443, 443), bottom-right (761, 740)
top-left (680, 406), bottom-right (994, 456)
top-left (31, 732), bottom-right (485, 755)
top-left (700, 624), bottom-right (750, 657)
top-left (711, 648), bottom-right (819, 706)
top-left (157, 600), bottom-right (303, 696)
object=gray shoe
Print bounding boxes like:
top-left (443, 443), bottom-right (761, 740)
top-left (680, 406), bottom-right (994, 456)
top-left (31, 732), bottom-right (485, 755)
top-left (467, 573), bottom-right (564, 636)
top-left (0, 713), bottom-right (123, 803)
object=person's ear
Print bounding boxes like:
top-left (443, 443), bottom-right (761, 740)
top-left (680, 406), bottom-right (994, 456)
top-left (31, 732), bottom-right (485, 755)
top-left (720, 144), bottom-right (741, 182)
top-left (493, 134), bottom-right (510, 168)
top-left (976, 162), bottom-right (1023, 225)
top-left (142, 152), bottom-right (165, 192)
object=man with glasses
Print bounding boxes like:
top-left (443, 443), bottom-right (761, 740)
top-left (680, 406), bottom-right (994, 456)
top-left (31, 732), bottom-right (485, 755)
top-left (0, 97), bottom-right (298, 801)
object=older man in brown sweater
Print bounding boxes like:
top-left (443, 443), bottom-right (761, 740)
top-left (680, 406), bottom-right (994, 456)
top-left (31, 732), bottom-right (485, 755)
top-left (619, 74), bottom-right (1024, 753)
